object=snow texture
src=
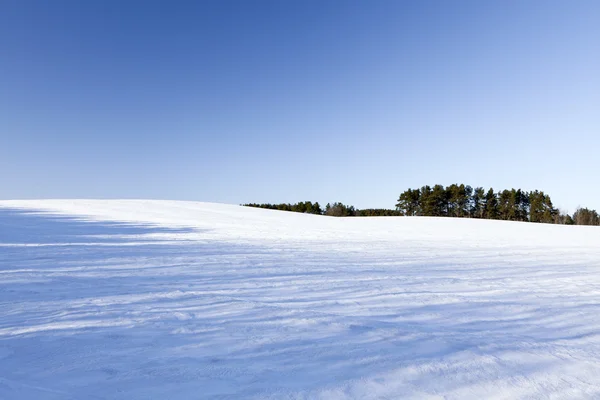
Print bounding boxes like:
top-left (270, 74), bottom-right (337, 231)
top-left (1, 200), bottom-right (600, 399)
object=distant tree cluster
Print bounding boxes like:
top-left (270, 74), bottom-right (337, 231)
top-left (573, 208), bottom-right (600, 225)
top-left (356, 209), bottom-right (404, 217)
top-left (396, 184), bottom-right (598, 225)
top-left (243, 202), bottom-right (399, 217)
top-left (243, 186), bottom-right (599, 226)
top-left (243, 201), bottom-right (323, 215)
top-left (324, 202), bottom-right (356, 217)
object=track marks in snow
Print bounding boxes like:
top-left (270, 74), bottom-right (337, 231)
top-left (2, 201), bottom-right (600, 399)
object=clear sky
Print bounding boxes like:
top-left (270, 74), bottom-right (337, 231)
top-left (1, 1), bottom-right (599, 212)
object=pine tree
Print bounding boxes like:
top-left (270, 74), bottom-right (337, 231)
top-left (507, 189), bottom-right (518, 221)
top-left (419, 185), bottom-right (433, 216)
top-left (541, 194), bottom-right (557, 223)
top-left (529, 191), bottom-right (544, 223)
top-left (396, 188), bottom-right (421, 216)
top-left (446, 184), bottom-right (458, 217)
top-left (498, 190), bottom-right (511, 220)
top-left (428, 184), bottom-right (449, 216)
top-left (447, 184), bottom-right (470, 218)
top-left (484, 188), bottom-right (498, 219)
top-left (471, 187), bottom-right (485, 218)
top-left (515, 189), bottom-right (529, 221)
top-left (464, 185), bottom-right (473, 217)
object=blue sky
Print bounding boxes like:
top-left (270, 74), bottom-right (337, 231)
top-left (1, 1), bottom-right (599, 212)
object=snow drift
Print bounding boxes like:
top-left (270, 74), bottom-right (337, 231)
top-left (1, 200), bottom-right (600, 399)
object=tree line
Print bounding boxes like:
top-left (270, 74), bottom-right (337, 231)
top-left (243, 202), bottom-right (402, 217)
top-left (396, 184), bottom-right (599, 225)
top-left (243, 184), bottom-right (599, 225)
top-left (243, 201), bottom-right (325, 215)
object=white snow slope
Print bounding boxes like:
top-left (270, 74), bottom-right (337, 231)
top-left (1, 200), bottom-right (600, 399)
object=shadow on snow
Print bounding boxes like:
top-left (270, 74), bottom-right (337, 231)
top-left (0, 207), bottom-right (599, 398)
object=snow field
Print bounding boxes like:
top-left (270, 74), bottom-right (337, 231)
top-left (1, 200), bottom-right (600, 399)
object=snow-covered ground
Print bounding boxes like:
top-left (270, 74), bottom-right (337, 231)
top-left (1, 200), bottom-right (600, 399)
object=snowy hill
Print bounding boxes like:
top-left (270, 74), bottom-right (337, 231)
top-left (1, 200), bottom-right (600, 399)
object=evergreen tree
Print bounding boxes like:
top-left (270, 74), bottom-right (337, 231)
top-left (428, 184), bottom-right (449, 216)
top-left (506, 189), bottom-right (518, 221)
top-left (541, 194), bottom-right (557, 223)
top-left (396, 188), bottom-right (421, 216)
top-left (447, 184), bottom-right (470, 218)
top-left (312, 202), bottom-right (323, 215)
top-left (446, 184), bottom-right (459, 217)
top-left (419, 185), bottom-right (433, 216)
top-left (464, 185), bottom-right (474, 217)
top-left (515, 189), bottom-right (529, 221)
top-left (484, 188), bottom-right (499, 219)
top-left (529, 191), bottom-right (544, 223)
top-left (471, 187), bottom-right (485, 218)
top-left (498, 190), bottom-right (512, 220)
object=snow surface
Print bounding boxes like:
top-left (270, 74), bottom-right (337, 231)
top-left (1, 200), bottom-right (600, 399)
